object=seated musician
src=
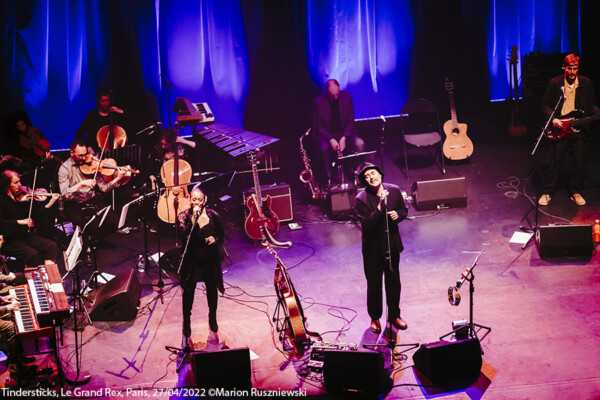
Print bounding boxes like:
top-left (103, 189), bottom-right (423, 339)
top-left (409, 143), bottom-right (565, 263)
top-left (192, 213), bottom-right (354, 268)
top-left (75, 87), bottom-right (127, 155)
top-left (57, 139), bottom-right (127, 241)
top-left (0, 170), bottom-right (59, 268)
top-left (0, 235), bottom-right (27, 290)
top-left (312, 79), bottom-right (365, 186)
top-left (1, 294), bottom-right (38, 386)
top-left (9, 111), bottom-right (63, 196)
top-left (147, 127), bottom-right (197, 191)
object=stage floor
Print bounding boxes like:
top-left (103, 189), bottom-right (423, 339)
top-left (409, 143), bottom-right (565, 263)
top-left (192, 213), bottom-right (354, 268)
top-left (3, 135), bottom-right (600, 400)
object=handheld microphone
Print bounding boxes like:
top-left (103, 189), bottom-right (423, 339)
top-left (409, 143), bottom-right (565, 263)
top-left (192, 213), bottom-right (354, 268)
top-left (380, 115), bottom-right (386, 123)
top-left (560, 86), bottom-right (565, 97)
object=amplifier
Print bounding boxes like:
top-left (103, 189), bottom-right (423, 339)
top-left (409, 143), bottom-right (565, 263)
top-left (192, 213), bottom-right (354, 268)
top-left (243, 182), bottom-right (293, 222)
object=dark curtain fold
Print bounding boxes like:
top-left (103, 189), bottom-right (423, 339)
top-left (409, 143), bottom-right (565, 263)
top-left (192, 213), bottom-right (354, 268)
top-left (0, 0), bottom-right (591, 152)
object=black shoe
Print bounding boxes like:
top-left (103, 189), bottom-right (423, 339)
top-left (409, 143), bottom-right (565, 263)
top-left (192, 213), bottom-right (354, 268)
top-left (209, 313), bottom-right (218, 332)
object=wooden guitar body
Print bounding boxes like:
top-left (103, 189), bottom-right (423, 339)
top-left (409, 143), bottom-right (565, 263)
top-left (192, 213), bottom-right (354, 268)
top-left (443, 79), bottom-right (474, 160)
top-left (442, 120), bottom-right (473, 160)
top-left (244, 194), bottom-right (279, 240)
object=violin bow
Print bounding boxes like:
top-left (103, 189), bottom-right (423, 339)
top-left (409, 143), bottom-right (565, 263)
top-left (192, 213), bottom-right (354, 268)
top-left (27, 167), bottom-right (38, 233)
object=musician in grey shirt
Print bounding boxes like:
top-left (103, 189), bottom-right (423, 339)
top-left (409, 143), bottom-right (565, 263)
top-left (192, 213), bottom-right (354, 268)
top-left (58, 139), bottom-right (126, 239)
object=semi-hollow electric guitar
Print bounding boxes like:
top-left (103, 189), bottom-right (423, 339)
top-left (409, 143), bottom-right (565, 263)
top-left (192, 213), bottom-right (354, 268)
top-left (443, 78), bottom-right (474, 160)
top-left (244, 150), bottom-right (280, 241)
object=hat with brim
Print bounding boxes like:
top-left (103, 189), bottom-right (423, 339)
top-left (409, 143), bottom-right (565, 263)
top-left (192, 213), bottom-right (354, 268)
top-left (356, 162), bottom-right (384, 186)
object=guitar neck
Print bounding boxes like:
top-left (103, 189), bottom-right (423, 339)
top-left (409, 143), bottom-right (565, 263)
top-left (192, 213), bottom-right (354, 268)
top-left (570, 114), bottom-right (600, 128)
top-left (449, 92), bottom-right (459, 130)
top-left (252, 157), bottom-right (263, 208)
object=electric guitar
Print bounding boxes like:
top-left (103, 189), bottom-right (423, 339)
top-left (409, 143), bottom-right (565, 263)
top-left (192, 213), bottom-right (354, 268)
top-left (546, 110), bottom-right (600, 140)
top-left (443, 78), bottom-right (474, 160)
top-left (244, 150), bottom-right (280, 240)
top-left (508, 45), bottom-right (527, 137)
top-left (266, 242), bottom-right (307, 353)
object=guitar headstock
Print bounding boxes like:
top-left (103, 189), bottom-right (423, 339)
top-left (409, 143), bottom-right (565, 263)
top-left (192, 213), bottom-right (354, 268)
top-left (509, 45), bottom-right (518, 65)
top-left (247, 150), bottom-right (257, 165)
top-left (444, 78), bottom-right (454, 94)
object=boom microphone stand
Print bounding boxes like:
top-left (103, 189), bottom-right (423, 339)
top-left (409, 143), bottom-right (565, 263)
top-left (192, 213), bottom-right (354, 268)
top-left (441, 251), bottom-right (491, 354)
top-left (521, 89), bottom-right (565, 249)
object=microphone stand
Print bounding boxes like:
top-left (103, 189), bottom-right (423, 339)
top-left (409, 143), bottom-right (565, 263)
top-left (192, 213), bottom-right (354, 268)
top-left (379, 116), bottom-right (386, 172)
top-left (166, 208), bottom-right (199, 372)
top-left (522, 90), bottom-right (565, 249)
top-left (363, 190), bottom-right (418, 367)
top-left (440, 251), bottom-right (491, 354)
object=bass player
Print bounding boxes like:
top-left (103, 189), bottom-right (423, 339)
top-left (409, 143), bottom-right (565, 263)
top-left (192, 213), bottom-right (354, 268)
top-left (538, 53), bottom-right (600, 206)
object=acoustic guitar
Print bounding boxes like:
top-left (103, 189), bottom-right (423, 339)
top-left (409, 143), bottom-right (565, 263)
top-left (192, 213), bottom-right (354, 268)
top-left (244, 151), bottom-right (280, 241)
top-left (266, 242), bottom-right (307, 353)
top-left (443, 78), bottom-right (474, 160)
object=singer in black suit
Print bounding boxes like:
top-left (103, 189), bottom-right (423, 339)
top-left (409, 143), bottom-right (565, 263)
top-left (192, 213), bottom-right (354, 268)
top-left (354, 162), bottom-right (408, 334)
top-left (539, 53), bottom-right (600, 207)
top-left (177, 188), bottom-right (224, 346)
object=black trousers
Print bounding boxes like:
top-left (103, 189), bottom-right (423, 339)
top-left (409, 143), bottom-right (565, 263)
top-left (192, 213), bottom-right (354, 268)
top-left (539, 135), bottom-right (586, 195)
top-left (181, 278), bottom-right (218, 337)
top-left (363, 251), bottom-right (401, 321)
top-left (1, 233), bottom-right (57, 267)
top-left (315, 133), bottom-right (365, 185)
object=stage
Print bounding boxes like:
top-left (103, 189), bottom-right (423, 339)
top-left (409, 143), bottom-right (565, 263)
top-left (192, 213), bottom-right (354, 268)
top-left (3, 131), bottom-right (600, 400)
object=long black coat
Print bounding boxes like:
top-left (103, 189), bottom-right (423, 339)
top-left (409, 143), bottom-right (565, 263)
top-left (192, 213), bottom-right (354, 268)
top-left (354, 183), bottom-right (408, 256)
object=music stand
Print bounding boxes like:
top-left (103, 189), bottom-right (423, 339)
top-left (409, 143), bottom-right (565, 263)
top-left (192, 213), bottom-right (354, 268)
top-left (62, 226), bottom-right (91, 387)
top-left (81, 206), bottom-right (110, 292)
top-left (119, 190), bottom-right (171, 303)
top-left (103, 144), bottom-right (139, 168)
top-left (334, 150), bottom-right (377, 187)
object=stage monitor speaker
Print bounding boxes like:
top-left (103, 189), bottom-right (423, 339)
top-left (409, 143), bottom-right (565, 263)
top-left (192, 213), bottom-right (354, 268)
top-left (536, 224), bottom-right (593, 258)
top-left (89, 269), bottom-right (141, 321)
top-left (412, 177), bottom-right (467, 211)
top-left (243, 182), bottom-right (293, 222)
top-left (192, 347), bottom-right (252, 390)
top-left (412, 338), bottom-right (482, 386)
top-left (327, 184), bottom-right (356, 218)
top-left (323, 349), bottom-right (385, 394)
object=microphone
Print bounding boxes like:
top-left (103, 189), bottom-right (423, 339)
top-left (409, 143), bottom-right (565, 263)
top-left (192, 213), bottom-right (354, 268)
top-left (380, 115), bottom-right (386, 123)
top-left (136, 122), bottom-right (162, 135)
top-left (455, 267), bottom-right (471, 290)
top-left (560, 86), bottom-right (565, 97)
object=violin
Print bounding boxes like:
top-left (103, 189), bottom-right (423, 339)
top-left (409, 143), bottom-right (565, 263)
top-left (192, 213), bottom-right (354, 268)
top-left (79, 154), bottom-right (139, 184)
top-left (16, 187), bottom-right (59, 202)
top-left (32, 138), bottom-right (63, 163)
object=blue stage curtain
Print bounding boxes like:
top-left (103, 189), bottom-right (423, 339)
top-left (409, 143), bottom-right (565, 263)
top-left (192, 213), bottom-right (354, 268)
top-left (487, 0), bottom-right (581, 101)
top-left (306, 0), bottom-right (414, 118)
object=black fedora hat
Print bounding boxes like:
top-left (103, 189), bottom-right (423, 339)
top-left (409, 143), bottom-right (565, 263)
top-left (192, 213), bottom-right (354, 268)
top-left (356, 162), bottom-right (383, 186)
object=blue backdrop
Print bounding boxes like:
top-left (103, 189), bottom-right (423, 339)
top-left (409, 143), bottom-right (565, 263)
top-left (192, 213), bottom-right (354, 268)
top-left (0, 0), bottom-right (585, 150)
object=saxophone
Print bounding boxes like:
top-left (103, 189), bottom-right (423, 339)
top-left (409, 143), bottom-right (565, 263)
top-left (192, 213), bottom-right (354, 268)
top-left (299, 129), bottom-right (320, 200)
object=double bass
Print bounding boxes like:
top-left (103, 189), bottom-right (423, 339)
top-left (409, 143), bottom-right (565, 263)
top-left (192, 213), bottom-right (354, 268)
top-left (157, 124), bottom-right (192, 224)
